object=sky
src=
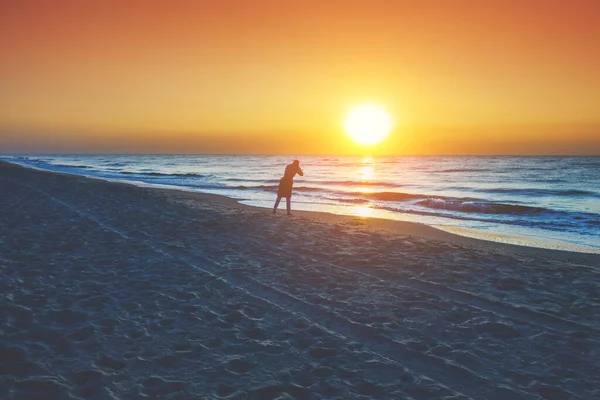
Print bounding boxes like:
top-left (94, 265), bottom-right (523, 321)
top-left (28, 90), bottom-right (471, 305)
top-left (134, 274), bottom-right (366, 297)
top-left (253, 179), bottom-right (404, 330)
top-left (1, 0), bottom-right (599, 155)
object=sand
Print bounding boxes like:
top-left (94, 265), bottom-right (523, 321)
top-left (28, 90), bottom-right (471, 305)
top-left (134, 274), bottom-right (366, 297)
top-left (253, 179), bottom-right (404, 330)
top-left (1, 160), bottom-right (599, 400)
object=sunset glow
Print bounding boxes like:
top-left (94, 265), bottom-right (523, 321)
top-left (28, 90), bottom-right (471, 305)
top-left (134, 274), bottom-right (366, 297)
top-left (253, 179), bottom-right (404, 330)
top-left (1, 1), bottom-right (599, 154)
top-left (345, 105), bottom-right (393, 146)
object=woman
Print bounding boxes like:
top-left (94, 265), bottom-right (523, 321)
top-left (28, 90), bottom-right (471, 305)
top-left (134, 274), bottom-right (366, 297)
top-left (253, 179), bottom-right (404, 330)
top-left (273, 159), bottom-right (304, 215)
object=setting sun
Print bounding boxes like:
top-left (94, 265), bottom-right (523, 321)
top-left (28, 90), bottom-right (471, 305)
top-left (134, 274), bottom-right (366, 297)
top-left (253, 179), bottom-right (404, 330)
top-left (344, 105), bottom-right (393, 146)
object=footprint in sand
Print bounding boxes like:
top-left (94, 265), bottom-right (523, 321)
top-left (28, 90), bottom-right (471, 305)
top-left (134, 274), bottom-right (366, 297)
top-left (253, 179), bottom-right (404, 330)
top-left (67, 324), bottom-right (95, 341)
top-left (157, 353), bottom-right (183, 369)
top-left (225, 302), bottom-right (244, 311)
top-left (223, 310), bottom-right (244, 324)
top-left (0, 345), bottom-right (46, 377)
top-left (27, 324), bottom-right (72, 353)
top-left (312, 366), bottom-right (334, 378)
top-left (476, 321), bottom-right (522, 339)
top-left (206, 337), bottom-right (223, 348)
top-left (215, 384), bottom-right (239, 398)
top-left (158, 317), bottom-right (176, 327)
top-left (138, 376), bottom-right (186, 397)
top-left (93, 317), bottom-right (119, 327)
top-left (77, 295), bottom-right (113, 312)
top-left (308, 346), bottom-right (338, 359)
top-left (352, 379), bottom-right (387, 397)
top-left (3, 304), bottom-right (33, 332)
top-left (46, 308), bottom-right (88, 328)
top-left (246, 384), bottom-right (311, 400)
top-left (126, 328), bottom-right (147, 339)
top-left (536, 384), bottom-right (571, 400)
top-left (243, 327), bottom-right (267, 341)
top-left (70, 370), bottom-right (105, 398)
top-left (0, 345), bottom-right (26, 364)
top-left (94, 352), bottom-right (126, 371)
top-left (291, 331), bottom-right (315, 350)
top-left (241, 305), bottom-right (266, 320)
top-left (14, 378), bottom-right (73, 399)
top-left (172, 341), bottom-right (192, 352)
top-left (289, 368), bottom-right (319, 387)
top-left (137, 348), bottom-right (159, 361)
top-left (226, 358), bottom-right (257, 374)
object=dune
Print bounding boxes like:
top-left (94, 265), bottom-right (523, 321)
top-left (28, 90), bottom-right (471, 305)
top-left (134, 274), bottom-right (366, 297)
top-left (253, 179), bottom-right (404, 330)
top-left (1, 160), bottom-right (598, 399)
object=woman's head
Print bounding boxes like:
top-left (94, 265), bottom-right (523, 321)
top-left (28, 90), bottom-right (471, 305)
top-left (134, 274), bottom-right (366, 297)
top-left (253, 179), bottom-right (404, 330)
top-left (293, 159), bottom-right (300, 165)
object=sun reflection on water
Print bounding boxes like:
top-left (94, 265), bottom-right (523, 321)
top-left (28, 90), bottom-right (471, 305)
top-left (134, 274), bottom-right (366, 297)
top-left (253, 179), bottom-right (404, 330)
top-left (359, 156), bottom-right (375, 181)
top-left (357, 187), bottom-right (375, 193)
top-left (359, 166), bottom-right (374, 180)
top-left (352, 205), bottom-right (373, 217)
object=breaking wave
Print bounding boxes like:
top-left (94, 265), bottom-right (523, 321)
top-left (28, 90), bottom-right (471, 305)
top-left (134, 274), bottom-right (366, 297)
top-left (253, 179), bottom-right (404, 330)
top-left (417, 198), bottom-right (546, 215)
top-left (119, 171), bottom-right (207, 178)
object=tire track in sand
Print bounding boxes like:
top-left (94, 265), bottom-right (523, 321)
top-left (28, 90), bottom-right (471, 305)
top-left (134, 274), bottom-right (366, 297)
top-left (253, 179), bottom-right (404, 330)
top-left (231, 230), bottom-right (600, 338)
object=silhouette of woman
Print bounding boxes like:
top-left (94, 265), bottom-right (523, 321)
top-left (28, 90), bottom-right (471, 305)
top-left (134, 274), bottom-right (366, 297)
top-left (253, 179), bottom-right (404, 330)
top-left (273, 159), bottom-right (304, 215)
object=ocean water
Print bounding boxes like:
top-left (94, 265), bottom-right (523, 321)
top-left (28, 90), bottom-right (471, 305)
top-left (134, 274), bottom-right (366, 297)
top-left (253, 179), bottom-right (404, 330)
top-left (5, 154), bottom-right (600, 254)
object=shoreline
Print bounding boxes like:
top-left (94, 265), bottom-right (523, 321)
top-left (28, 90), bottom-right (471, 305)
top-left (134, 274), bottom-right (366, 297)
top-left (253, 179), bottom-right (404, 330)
top-left (6, 155), bottom-right (600, 256)
top-left (3, 159), bottom-right (599, 263)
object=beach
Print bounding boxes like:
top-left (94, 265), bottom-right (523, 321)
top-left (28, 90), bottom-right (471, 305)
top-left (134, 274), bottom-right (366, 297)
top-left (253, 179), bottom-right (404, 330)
top-left (9, 154), bottom-right (600, 255)
top-left (1, 160), bottom-right (599, 399)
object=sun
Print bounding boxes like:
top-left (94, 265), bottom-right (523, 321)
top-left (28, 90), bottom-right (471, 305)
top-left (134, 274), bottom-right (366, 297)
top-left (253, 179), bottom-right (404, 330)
top-left (344, 105), bottom-right (393, 146)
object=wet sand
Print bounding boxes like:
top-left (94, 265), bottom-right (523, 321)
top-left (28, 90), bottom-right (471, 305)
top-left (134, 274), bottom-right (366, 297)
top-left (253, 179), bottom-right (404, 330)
top-left (1, 160), bottom-right (599, 399)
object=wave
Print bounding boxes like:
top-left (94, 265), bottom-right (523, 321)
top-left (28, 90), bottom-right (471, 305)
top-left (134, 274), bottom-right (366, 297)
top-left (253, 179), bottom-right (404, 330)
top-left (328, 197), bottom-right (370, 204)
top-left (540, 179), bottom-right (568, 184)
top-left (350, 191), bottom-right (424, 201)
top-left (481, 188), bottom-right (599, 197)
top-left (312, 180), bottom-right (399, 187)
top-left (225, 178), bottom-right (281, 184)
top-left (436, 168), bottom-right (491, 173)
top-left (185, 183), bottom-right (229, 190)
top-left (376, 204), bottom-right (599, 234)
top-left (318, 158), bottom-right (339, 162)
top-left (148, 172), bottom-right (206, 178)
top-left (13, 159), bottom-right (94, 170)
top-left (248, 185), bottom-right (324, 193)
top-left (421, 186), bottom-right (596, 198)
top-left (247, 188), bottom-right (421, 202)
top-left (46, 163), bottom-right (91, 169)
top-left (118, 171), bottom-right (207, 178)
top-left (417, 198), bottom-right (546, 215)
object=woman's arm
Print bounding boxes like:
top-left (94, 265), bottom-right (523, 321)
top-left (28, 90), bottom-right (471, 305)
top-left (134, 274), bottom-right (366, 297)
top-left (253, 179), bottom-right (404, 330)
top-left (297, 166), bottom-right (304, 176)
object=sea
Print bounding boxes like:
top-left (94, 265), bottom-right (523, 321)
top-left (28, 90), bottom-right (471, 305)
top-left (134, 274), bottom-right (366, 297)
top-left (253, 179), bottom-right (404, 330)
top-left (4, 154), bottom-right (600, 254)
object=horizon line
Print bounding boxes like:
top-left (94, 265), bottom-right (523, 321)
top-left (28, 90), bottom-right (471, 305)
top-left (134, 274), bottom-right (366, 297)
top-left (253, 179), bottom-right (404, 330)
top-left (2, 152), bottom-right (599, 157)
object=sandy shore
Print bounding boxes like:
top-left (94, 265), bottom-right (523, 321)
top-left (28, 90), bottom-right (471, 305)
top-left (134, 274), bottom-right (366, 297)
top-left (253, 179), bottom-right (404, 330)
top-left (1, 160), bottom-right (599, 399)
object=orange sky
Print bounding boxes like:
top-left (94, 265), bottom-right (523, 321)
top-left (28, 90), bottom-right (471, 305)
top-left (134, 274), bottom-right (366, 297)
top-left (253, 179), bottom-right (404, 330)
top-left (1, 0), bottom-right (599, 155)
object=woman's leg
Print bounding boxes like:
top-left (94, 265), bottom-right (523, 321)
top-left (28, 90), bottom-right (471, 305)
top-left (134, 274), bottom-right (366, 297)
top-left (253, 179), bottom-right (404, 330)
top-left (273, 196), bottom-right (282, 213)
top-left (286, 197), bottom-right (291, 215)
